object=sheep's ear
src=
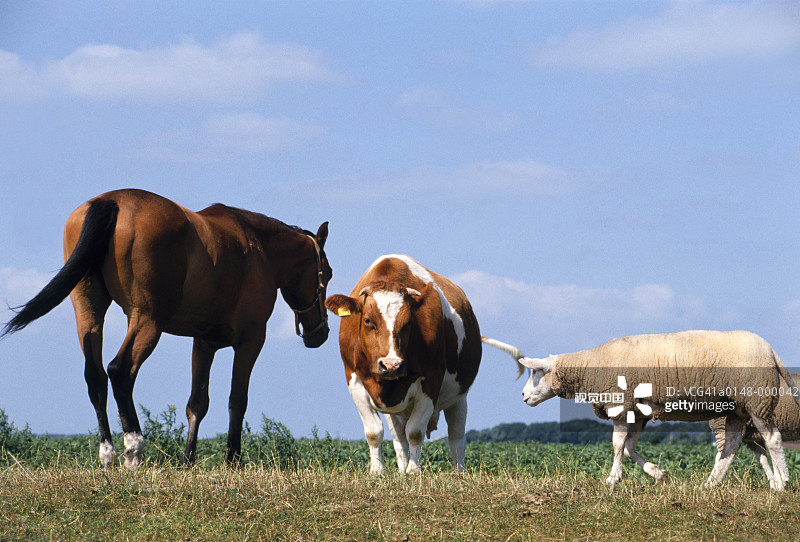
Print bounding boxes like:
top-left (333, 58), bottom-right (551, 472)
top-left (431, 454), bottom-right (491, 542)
top-left (519, 355), bottom-right (555, 372)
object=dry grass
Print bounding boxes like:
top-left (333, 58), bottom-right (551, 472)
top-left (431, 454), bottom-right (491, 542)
top-left (1, 463), bottom-right (799, 541)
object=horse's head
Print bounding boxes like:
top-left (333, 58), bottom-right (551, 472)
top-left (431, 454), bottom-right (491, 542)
top-left (286, 222), bottom-right (332, 348)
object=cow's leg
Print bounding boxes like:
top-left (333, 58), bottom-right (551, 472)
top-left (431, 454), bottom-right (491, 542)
top-left (182, 338), bottom-right (217, 465)
top-left (226, 331), bottom-right (266, 464)
top-left (403, 394), bottom-right (435, 475)
top-left (386, 414), bottom-right (410, 473)
top-left (443, 395), bottom-right (468, 472)
top-left (622, 420), bottom-right (665, 481)
top-left (747, 441), bottom-right (775, 485)
top-left (347, 373), bottom-right (385, 474)
top-left (606, 419), bottom-right (628, 486)
top-left (70, 276), bottom-right (115, 467)
top-left (107, 312), bottom-right (162, 468)
top-left (706, 416), bottom-right (745, 487)
top-left (750, 415), bottom-right (787, 490)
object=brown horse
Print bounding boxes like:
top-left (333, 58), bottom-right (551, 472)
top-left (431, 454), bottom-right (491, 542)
top-left (1, 189), bottom-right (332, 467)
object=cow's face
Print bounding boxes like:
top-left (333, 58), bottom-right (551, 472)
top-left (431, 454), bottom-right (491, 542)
top-left (327, 283), bottom-right (435, 381)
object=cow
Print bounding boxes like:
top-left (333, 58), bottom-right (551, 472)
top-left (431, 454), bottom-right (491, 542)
top-left (325, 254), bottom-right (484, 474)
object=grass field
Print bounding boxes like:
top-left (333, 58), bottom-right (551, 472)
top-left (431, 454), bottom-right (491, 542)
top-left (2, 410), bottom-right (800, 541)
top-left (2, 461), bottom-right (800, 541)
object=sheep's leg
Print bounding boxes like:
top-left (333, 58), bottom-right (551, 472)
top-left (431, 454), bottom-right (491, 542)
top-left (605, 419), bottom-right (628, 486)
top-left (706, 416), bottom-right (745, 487)
top-left (747, 441), bottom-right (775, 485)
top-left (750, 415), bottom-right (788, 490)
top-left (712, 422), bottom-right (726, 463)
top-left (623, 420), bottom-right (666, 481)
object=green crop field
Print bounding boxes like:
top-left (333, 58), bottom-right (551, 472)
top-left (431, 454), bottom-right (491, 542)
top-left (2, 407), bottom-right (800, 541)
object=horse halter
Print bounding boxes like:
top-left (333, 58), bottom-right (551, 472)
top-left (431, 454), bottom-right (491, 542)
top-left (291, 235), bottom-right (328, 339)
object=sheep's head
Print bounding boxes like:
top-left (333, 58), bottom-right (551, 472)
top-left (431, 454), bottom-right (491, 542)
top-left (520, 356), bottom-right (557, 406)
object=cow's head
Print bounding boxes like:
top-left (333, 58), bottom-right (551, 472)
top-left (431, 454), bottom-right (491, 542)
top-left (326, 282), bottom-right (436, 380)
top-left (519, 355), bottom-right (557, 406)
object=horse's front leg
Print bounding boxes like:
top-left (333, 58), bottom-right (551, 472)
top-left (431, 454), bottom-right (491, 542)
top-left (182, 338), bottom-right (217, 465)
top-left (226, 330), bottom-right (266, 464)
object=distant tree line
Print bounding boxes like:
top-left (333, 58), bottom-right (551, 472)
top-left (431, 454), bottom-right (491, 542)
top-left (465, 418), bottom-right (714, 445)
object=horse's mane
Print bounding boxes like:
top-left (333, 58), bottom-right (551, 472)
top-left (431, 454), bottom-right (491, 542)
top-left (205, 203), bottom-right (314, 238)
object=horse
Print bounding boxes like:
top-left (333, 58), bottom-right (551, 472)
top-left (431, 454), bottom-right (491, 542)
top-left (1, 188), bottom-right (332, 467)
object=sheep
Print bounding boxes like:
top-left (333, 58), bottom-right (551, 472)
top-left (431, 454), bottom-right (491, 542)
top-left (709, 373), bottom-right (800, 487)
top-left (519, 330), bottom-right (800, 490)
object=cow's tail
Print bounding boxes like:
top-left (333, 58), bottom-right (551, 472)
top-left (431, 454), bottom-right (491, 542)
top-left (481, 336), bottom-right (526, 378)
top-left (1, 198), bottom-right (119, 338)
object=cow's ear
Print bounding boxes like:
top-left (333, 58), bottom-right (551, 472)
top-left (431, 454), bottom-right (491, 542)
top-left (407, 282), bottom-right (435, 308)
top-left (325, 294), bottom-right (362, 317)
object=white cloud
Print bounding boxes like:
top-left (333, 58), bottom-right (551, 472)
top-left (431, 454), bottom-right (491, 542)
top-left (0, 267), bottom-right (52, 306)
top-left (404, 160), bottom-right (609, 197)
top-left (531, 1), bottom-right (800, 71)
top-left (293, 159), bottom-right (609, 203)
top-left (0, 33), bottom-right (336, 103)
top-left (397, 87), bottom-right (520, 131)
top-left (130, 112), bottom-right (323, 162)
top-left (452, 270), bottom-right (739, 350)
top-left (454, 270), bottom-right (701, 322)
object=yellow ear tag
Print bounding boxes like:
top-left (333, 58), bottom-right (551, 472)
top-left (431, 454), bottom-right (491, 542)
top-left (337, 307), bottom-right (351, 317)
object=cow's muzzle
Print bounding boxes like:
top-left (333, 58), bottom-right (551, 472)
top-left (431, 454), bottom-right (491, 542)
top-left (377, 357), bottom-right (406, 380)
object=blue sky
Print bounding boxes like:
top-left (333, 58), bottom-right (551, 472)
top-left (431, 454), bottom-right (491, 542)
top-left (0, 1), bottom-right (798, 441)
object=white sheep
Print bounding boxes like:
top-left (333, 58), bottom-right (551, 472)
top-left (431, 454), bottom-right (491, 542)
top-left (708, 373), bottom-right (800, 487)
top-left (519, 330), bottom-right (800, 490)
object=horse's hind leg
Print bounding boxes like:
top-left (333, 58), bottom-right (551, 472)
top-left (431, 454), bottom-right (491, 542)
top-left (107, 312), bottom-right (162, 468)
top-left (182, 338), bottom-right (217, 465)
top-left (69, 276), bottom-right (115, 467)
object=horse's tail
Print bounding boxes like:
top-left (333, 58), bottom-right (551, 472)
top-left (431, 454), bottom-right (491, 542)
top-left (1, 198), bottom-right (119, 338)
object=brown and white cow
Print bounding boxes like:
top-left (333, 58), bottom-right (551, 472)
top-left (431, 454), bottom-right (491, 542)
top-left (325, 254), bottom-right (482, 474)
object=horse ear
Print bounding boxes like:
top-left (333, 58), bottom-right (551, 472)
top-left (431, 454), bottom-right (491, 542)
top-left (325, 294), bottom-right (361, 317)
top-left (316, 222), bottom-right (329, 249)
